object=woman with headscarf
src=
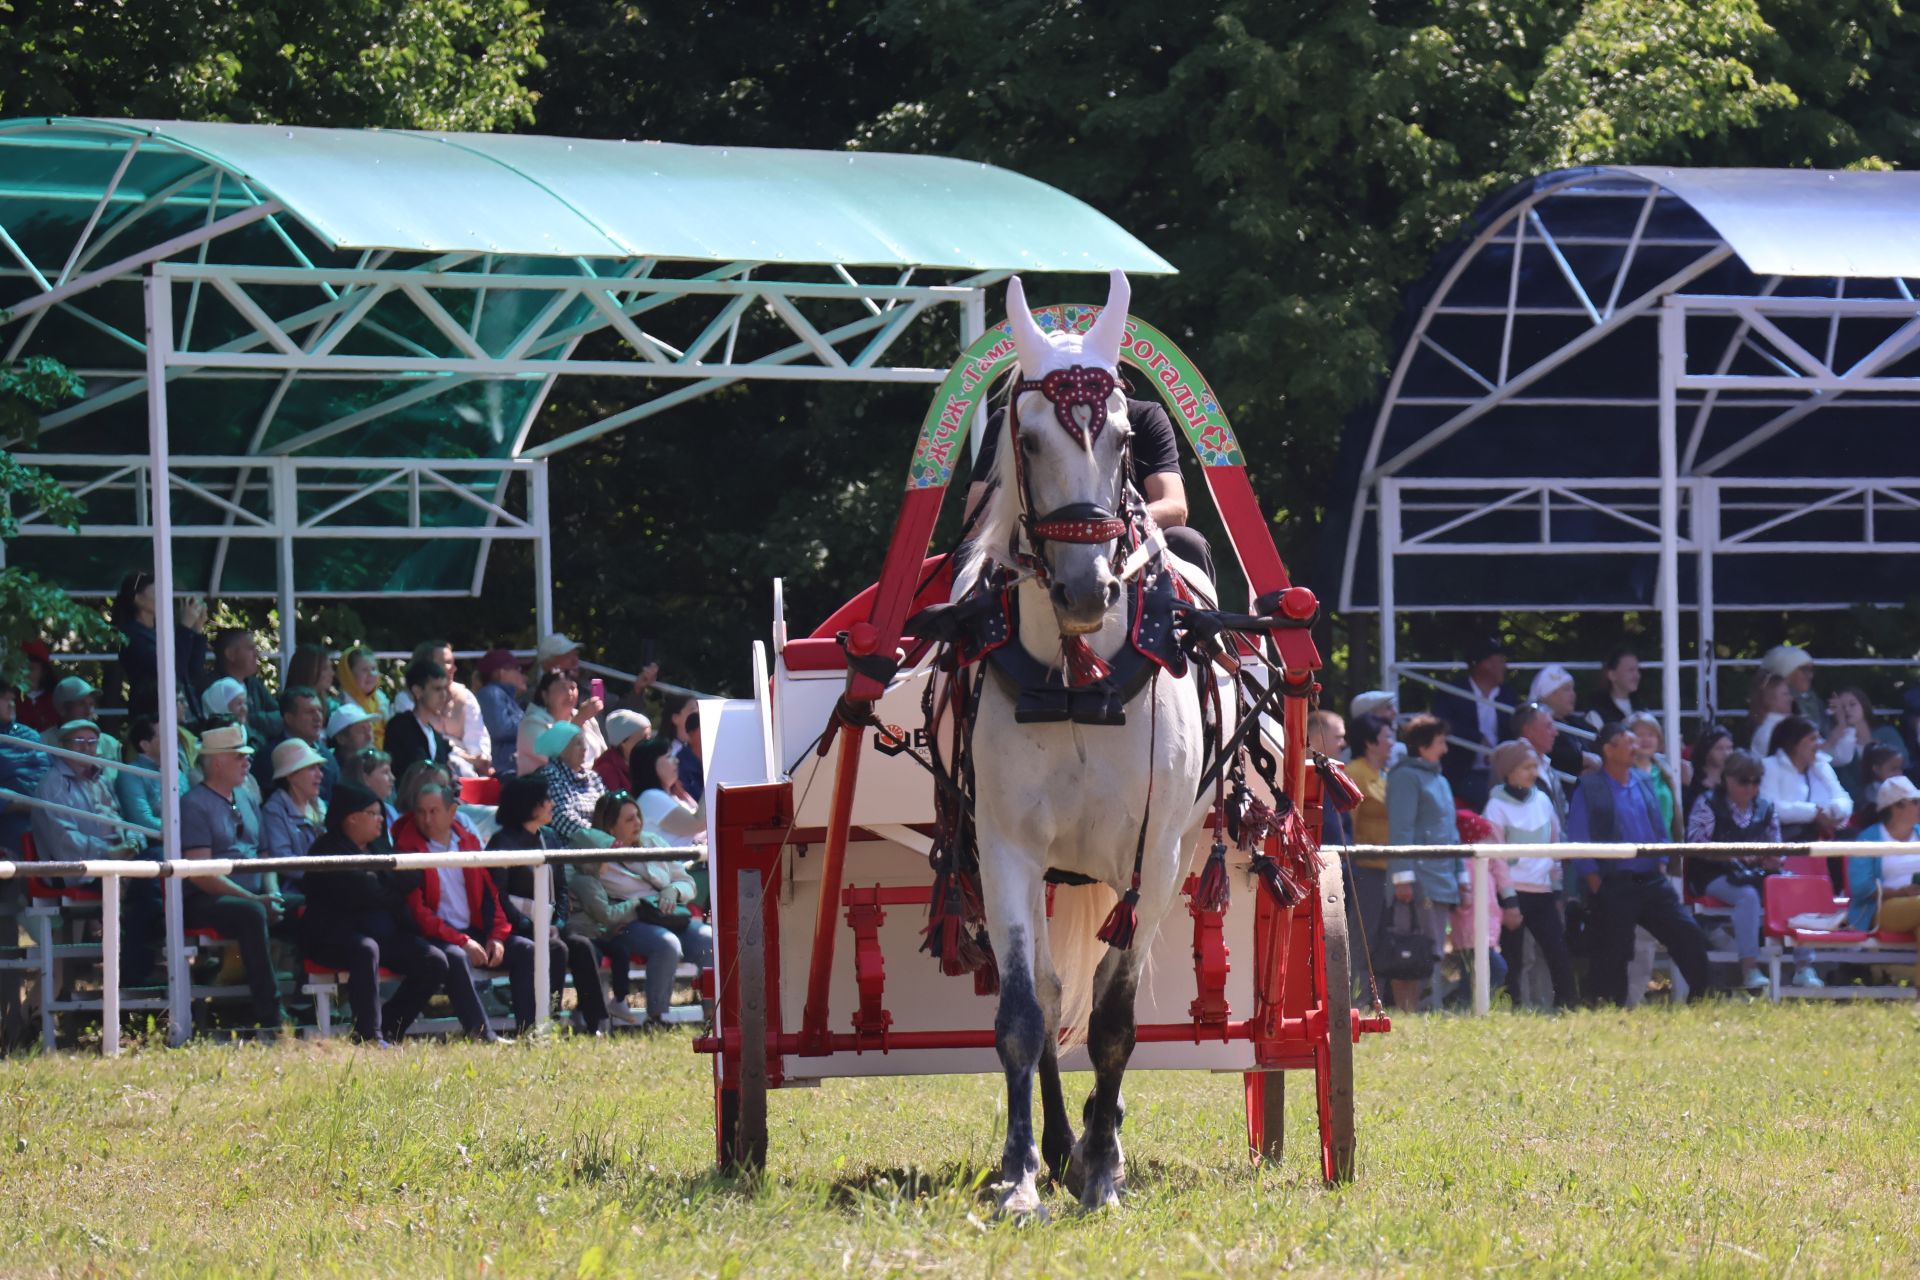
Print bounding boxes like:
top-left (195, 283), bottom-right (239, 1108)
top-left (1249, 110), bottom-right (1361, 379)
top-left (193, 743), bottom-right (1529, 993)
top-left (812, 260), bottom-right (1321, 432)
top-left (335, 646), bottom-right (390, 750)
top-left (300, 782), bottom-right (494, 1043)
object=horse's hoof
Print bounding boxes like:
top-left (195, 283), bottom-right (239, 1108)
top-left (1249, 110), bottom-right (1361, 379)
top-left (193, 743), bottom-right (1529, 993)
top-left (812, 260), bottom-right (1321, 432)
top-left (993, 1181), bottom-right (1046, 1222)
top-left (1076, 1173), bottom-right (1123, 1212)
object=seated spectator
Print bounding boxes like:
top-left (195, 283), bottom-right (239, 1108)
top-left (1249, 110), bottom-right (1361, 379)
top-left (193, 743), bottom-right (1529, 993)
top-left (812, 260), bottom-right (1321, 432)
top-left (335, 646), bottom-right (391, 749)
top-left (630, 737), bottom-right (704, 840)
top-left (327, 703), bottom-right (374, 759)
top-left (284, 643), bottom-right (338, 715)
top-left (518, 670), bottom-right (605, 775)
top-left (112, 571), bottom-right (208, 718)
top-left (1849, 775), bottom-right (1920, 998)
top-left (1852, 741), bottom-right (1908, 827)
top-left (668, 690), bottom-right (714, 802)
top-left (1826, 686), bottom-right (1903, 800)
top-left (51, 676), bottom-right (118, 772)
top-left (1760, 716), bottom-right (1851, 847)
top-left (1762, 644), bottom-right (1824, 730)
top-left (1307, 710), bottom-right (1351, 845)
top-left (572, 789), bottom-right (712, 1027)
top-left (1510, 703), bottom-right (1571, 822)
top-left (483, 776), bottom-right (611, 1035)
top-left (276, 686), bottom-right (337, 802)
top-left (113, 715), bottom-right (172, 845)
top-left (1341, 713), bottom-right (1393, 944)
top-left (1524, 665), bottom-right (1592, 778)
top-left (1349, 689), bottom-right (1396, 725)
top-left (1484, 740), bottom-right (1574, 1009)
top-left (1684, 749), bottom-right (1788, 992)
top-left (677, 711), bottom-right (706, 799)
top-left (203, 627), bottom-right (282, 740)
top-left (0, 679), bottom-right (49, 859)
top-left (1578, 647), bottom-right (1645, 732)
top-left (31, 718), bottom-right (161, 983)
top-left (391, 640), bottom-right (492, 780)
top-left (389, 760), bottom-right (485, 848)
top-left (1432, 638), bottom-right (1511, 812)
top-left (1385, 714), bottom-right (1462, 1012)
top-left (385, 659), bottom-right (454, 781)
top-left (1568, 722), bottom-right (1709, 1006)
top-left (1624, 711), bottom-right (1685, 842)
top-left (203, 676), bottom-right (270, 791)
top-left (178, 723), bottom-right (285, 1031)
top-left (474, 648), bottom-right (527, 778)
top-left (16, 640), bottom-right (59, 732)
top-left (1747, 671), bottom-right (1793, 757)
top-left (401, 784), bottom-right (515, 1042)
top-left (262, 739), bottom-right (328, 873)
top-left (534, 722), bottom-right (606, 842)
top-left (300, 782), bottom-right (488, 1044)
top-left (537, 633), bottom-right (583, 678)
top-left (1682, 724), bottom-right (1734, 821)
top-left (594, 709), bottom-right (652, 794)
top-left (338, 747), bottom-right (396, 834)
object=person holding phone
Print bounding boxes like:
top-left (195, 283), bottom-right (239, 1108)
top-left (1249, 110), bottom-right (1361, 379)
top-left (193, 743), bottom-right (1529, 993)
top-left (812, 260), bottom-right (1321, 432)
top-left (517, 670), bottom-right (605, 774)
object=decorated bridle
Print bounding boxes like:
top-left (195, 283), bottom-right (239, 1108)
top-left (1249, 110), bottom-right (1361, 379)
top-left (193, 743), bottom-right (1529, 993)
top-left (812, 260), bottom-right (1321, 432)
top-left (1006, 363), bottom-right (1136, 581)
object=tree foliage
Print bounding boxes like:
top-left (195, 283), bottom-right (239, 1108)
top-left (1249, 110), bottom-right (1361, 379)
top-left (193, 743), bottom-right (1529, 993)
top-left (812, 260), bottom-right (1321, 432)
top-left (6, 0), bottom-right (1920, 690)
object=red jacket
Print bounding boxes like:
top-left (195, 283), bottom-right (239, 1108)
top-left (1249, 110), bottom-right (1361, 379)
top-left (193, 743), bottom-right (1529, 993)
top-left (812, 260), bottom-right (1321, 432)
top-left (397, 822), bottom-right (508, 947)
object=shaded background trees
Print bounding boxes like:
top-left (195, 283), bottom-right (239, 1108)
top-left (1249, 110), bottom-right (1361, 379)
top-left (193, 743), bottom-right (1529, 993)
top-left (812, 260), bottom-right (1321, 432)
top-left (4, 0), bottom-right (1917, 693)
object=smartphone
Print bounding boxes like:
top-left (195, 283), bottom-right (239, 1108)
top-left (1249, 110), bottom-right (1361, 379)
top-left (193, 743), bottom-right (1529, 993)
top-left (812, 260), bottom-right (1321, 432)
top-left (590, 677), bottom-right (605, 702)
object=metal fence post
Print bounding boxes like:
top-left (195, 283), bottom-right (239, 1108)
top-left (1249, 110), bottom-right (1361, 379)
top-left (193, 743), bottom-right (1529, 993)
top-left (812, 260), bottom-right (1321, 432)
top-left (1471, 853), bottom-right (1491, 1016)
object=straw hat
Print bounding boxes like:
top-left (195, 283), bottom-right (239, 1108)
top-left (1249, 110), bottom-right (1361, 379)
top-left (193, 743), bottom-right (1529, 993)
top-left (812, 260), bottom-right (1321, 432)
top-left (198, 723), bottom-right (254, 756)
top-left (271, 738), bottom-right (328, 781)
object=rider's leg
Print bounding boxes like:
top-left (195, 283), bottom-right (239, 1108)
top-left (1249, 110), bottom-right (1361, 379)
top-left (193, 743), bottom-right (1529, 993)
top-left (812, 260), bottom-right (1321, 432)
top-left (1160, 524), bottom-right (1216, 585)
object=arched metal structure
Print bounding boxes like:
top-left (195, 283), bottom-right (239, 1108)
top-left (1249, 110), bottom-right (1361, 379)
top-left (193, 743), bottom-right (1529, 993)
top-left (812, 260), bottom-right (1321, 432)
top-left (1336, 165), bottom-right (1920, 749)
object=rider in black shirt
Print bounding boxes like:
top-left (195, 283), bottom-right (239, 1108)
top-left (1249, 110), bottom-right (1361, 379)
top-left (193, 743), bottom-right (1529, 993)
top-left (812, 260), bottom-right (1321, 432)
top-left (966, 395), bottom-right (1215, 583)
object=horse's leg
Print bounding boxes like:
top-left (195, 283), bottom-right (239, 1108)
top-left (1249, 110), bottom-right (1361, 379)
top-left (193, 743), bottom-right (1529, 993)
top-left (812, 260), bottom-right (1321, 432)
top-left (1034, 926), bottom-right (1074, 1185)
top-left (1068, 945), bottom-right (1138, 1209)
top-left (985, 868), bottom-right (1048, 1217)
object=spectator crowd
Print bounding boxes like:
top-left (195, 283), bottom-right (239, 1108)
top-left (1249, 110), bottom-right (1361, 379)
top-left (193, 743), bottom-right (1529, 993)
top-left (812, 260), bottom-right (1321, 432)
top-left (1322, 638), bottom-right (1920, 1012)
top-left (0, 574), bottom-right (713, 1044)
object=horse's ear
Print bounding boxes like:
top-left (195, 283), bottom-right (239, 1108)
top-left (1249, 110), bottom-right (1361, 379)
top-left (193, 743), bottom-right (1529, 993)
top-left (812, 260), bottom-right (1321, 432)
top-left (1082, 269), bottom-right (1131, 372)
top-left (1004, 275), bottom-right (1051, 372)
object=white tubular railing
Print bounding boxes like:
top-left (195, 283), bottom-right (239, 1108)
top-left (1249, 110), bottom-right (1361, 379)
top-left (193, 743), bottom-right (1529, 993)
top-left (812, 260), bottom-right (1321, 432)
top-left (1336, 841), bottom-right (1863, 1017)
top-left (1, 844), bottom-right (703, 1058)
top-left (0, 731), bottom-right (162, 778)
top-left (1394, 669), bottom-right (1600, 743)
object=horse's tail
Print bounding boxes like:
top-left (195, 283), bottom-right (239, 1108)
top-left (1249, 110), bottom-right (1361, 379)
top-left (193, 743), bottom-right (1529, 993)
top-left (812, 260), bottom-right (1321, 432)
top-left (1048, 882), bottom-right (1116, 1049)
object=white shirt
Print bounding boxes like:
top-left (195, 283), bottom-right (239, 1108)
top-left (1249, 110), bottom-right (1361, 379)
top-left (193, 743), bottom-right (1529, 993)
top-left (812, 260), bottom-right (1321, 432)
top-left (1470, 676), bottom-right (1500, 745)
top-left (1759, 750), bottom-right (1853, 827)
top-left (435, 864), bottom-right (471, 930)
top-left (1879, 850), bottom-right (1920, 893)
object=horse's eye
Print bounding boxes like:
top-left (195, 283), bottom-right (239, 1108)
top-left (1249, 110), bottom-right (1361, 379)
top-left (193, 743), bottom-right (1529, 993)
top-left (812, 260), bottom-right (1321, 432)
top-left (1019, 431), bottom-right (1041, 454)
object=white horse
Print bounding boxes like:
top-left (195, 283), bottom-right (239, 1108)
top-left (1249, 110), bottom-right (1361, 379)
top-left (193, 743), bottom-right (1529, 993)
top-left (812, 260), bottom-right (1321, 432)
top-left (958, 270), bottom-right (1210, 1214)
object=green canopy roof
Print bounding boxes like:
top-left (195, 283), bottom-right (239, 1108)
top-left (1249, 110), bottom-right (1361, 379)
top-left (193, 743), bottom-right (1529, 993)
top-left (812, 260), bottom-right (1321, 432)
top-left (0, 118), bottom-right (1172, 272)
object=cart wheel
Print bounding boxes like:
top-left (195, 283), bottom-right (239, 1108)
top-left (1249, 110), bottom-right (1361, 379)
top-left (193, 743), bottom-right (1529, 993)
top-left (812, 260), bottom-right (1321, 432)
top-left (1316, 853), bottom-right (1356, 1184)
top-left (719, 869), bottom-right (770, 1174)
top-left (1244, 1070), bottom-right (1284, 1164)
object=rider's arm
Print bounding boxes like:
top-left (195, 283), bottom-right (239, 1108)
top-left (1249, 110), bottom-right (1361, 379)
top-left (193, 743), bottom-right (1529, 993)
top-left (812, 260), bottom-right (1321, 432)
top-left (1142, 471), bottom-right (1188, 530)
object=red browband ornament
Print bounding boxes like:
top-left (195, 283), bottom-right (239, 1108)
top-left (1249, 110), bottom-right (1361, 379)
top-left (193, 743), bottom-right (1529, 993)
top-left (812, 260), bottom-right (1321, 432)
top-left (1014, 364), bottom-right (1118, 448)
top-left (1030, 515), bottom-right (1127, 544)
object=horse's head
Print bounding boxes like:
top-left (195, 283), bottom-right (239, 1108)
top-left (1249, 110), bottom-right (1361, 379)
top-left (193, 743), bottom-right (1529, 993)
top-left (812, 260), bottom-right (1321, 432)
top-left (1004, 269), bottom-right (1133, 636)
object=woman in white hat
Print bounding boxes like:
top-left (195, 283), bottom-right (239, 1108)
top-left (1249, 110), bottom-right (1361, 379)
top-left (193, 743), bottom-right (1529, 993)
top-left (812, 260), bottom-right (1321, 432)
top-left (262, 738), bottom-right (328, 873)
top-left (1849, 775), bottom-right (1920, 998)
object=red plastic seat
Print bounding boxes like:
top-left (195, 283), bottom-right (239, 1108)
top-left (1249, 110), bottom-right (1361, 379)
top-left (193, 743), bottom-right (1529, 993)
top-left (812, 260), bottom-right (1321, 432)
top-left (1764, 874), bottom-right (1860, 943)
top-left (1781, 855), bottom-right (1830, 878)
top-left (18, 833), bottom-right (103, 903)
top-left (459, 777), bottom-right (502, 805)
top-left (302, 959), bottom-right (397, 979)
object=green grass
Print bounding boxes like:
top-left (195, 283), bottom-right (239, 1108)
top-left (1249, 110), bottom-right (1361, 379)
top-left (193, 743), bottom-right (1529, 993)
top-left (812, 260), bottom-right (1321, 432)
top-left (1, 1002), bottom-right (1915, 1277)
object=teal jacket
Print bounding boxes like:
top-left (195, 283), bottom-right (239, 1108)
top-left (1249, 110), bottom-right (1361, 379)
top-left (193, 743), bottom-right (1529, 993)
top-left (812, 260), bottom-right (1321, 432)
top-left (1849, 824), bottom-right (1918, 930)
top-left (1386, 755), bottom-right (1464, 905)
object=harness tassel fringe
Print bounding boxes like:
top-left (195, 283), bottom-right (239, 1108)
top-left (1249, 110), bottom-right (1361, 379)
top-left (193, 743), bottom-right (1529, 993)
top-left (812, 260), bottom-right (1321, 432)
top-left (1062, 635), bottom-right (1113, 687)
top-left (1095, 887), bottom-right (1141, 949)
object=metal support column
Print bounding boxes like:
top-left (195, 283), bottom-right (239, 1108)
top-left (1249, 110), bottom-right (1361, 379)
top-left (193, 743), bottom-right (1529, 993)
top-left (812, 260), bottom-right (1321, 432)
top-left (1376, 480), bottom-right (1400, 690)
top-left (1695, 479), bottom-right (1718, 721)
top-left (1656, 301), bottom-right (1685, 756)
top-left (273, 459), bottom-right (297, 678)
top-left (531, 458), bottom-right (555, 638)
top-left (960, 286), bottom-right (988, 463)
top-left (144, 270), bottom-right (191, 1045)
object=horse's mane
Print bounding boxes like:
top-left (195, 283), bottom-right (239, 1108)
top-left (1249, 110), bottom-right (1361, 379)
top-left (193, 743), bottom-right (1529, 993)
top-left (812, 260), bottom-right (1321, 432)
top-left (955, 373), bottom-right (1022, 594)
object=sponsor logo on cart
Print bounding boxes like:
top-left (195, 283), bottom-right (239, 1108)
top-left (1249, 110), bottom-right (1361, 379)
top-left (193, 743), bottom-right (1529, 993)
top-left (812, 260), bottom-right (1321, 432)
top-left (872, 722), bottom-right (929, 757)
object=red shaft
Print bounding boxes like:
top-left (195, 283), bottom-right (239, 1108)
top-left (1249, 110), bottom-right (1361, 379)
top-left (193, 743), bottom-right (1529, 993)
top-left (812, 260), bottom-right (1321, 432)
top-left (799, 723), bottom-right (866, 1050)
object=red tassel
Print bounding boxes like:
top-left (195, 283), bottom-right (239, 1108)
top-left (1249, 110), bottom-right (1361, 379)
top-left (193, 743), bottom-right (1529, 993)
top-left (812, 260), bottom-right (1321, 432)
top-left (1096, 888), bottom-right (1142, 949)
top-left (1195, 838), bottom-right (1231, 912)
top-left (971, 930), bottom-right (1000, 995)
top-left (921, 880), bottom-right (970, 976)
top-left (1316, 757), bottom-right (1365, 814)
top-left (1062, 636), bottom-right (1113, 688)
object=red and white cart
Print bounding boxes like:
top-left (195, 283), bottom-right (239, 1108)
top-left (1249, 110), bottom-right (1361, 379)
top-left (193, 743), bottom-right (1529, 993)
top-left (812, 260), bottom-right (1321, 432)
top-left (692, 305), bottom-right (1390, 1184)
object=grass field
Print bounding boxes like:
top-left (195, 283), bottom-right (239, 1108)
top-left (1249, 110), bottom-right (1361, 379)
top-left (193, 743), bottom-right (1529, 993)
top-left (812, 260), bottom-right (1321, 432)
top-left (2, 1001), bottom-right (1916, 1277)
